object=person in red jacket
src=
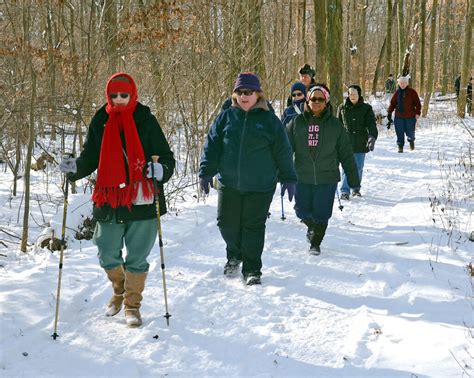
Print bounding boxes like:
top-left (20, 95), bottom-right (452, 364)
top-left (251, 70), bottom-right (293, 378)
top-left (387, 75), bottom-right (421, 153)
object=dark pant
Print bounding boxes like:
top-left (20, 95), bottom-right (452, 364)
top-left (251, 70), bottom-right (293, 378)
top-left (294, 182), bottom-right (337, 225)
top-left (394, 117), bottom-right (416, 146)
top-left (217, 187), bottom-right (275, 277)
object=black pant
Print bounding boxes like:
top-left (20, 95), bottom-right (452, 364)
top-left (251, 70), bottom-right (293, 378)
top-left (217, 187), bottom-right (275, 276)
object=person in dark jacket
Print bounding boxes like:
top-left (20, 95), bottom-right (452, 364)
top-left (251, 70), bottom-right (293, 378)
top-left (281, 82), bottom-right (307, 127)
top-left (287, 84), bottom-right (359, 255)
top-left (387, 75), bottom-right (422, 153)
top-left (59, 72), bottom-right (175, 328)
top-left (199, 72), bottom-right (297, 286)
top-left (286, 64), bottom-right (316, 106)
top-left (467, 77), bottom-right (473, 116)
top-left (384, 74), bottom-right (396, 100)
top-left (337, 85), bottom-right (378, 199)
top-left (455, 74), bottom-right (461, 98)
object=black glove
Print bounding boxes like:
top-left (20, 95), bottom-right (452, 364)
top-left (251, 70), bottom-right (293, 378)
top-left (387, 113), bottom-right (393, 123)
top-left (199, 176), bottom-right (214, 194)
top-left (367, 135), bottom-right (376, 152)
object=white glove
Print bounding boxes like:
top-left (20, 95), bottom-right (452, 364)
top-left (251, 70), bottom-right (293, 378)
top-left (146, 161), bottom-right (163, 181)
top-left (59, 156), bottom-right (77, 174)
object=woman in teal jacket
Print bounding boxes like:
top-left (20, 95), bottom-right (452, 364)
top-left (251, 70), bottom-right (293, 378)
top-left (287, 84), bottom-right (359, 255)
top-left (199, 72), bottom-right (297, 285)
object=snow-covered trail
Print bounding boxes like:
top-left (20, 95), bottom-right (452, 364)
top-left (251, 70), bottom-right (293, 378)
top-left (0, 107), bottom-right (472, 377)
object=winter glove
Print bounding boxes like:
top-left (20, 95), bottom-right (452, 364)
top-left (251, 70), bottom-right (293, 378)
top-left (146, 161), bottom-right (164, 181)
top-left (199, 176), bottom-right (214, 195)
top-left (367, 135), bottom-right (376, 152)
top-left (280, 182), bottom-right (296, 202)
top-left (59, 156), bottom-right (77, 174)
top-left (387, 113), bottom-right (393, 123)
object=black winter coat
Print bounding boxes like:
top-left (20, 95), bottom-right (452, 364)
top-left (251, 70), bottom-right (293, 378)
top-left (287, 107), bottom-right (359, 188)
top-left (337, 97), bottom-right (378, 153)
top-left (69, 103), bottom-right (175, 223)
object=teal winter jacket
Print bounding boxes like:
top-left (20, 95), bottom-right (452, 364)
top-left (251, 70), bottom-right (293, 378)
top-left (199, 99), bottom-right (297, 192)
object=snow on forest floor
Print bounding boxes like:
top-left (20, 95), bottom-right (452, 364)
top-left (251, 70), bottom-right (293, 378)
top-left (0, 101), bottom-right (473, 377)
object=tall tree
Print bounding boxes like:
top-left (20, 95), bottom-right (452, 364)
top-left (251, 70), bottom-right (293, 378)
top-left (440, 0), bottom-right (451, 95)
top-left (397, 0), bottom-right (405, 75)
top-left (326, 0), bottom-right (343, 111)
top-left (385, 0), bottom-right (393, 78)
top-left (313, 0), bottom-right (328, 83)
top-left (422, 0), bottom-right (438, 117)
top-left (457, 0), bottom-right (473, 117)
top-left (419, 0), bottom-right (426, 91)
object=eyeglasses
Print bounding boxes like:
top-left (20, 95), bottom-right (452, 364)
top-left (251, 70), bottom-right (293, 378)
top-left (110, 93), bottom-right (129, 99)
top-left (309, 97), bottom-right (326, 103)
top-left (292, 92), bottom-right (304, 97)
top-left (235, 89), bottom-right (254, 96)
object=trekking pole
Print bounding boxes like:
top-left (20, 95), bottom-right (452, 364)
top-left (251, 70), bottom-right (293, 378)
top-left (280, 184), bottom-right (286, 220)
top-left (151, 155), bottom-right (171, 326)
top-left (52, 157), bottom-right (71, 340)
top-left (335, 187), bottom-right (344, 211)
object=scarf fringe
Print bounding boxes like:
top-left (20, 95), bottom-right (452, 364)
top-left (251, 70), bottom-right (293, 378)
top-left (92, 179), bottom-right (155, 210)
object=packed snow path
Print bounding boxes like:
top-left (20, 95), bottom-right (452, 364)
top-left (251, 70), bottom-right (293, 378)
top-left (1, 107), bottom-right (472, 377)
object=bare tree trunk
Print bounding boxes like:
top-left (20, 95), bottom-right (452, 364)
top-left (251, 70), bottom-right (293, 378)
top-left (313, 0), bottom-right (328, 83)
top-left (397, 0), bottom-right (405, 75)
top-left (248, 0), bottom-right (266, 80)
top-left (327, 0), bottom-right (343, 111)
top-left (385, 0), bottom-right (393, 78)
top-left (372, 36), bottom-right (387, 96)
top-left (422, 0), bottom-right (438, 117)
top-left (300, 0), bottom-right (307, 65)
top-left (20, 1), bottom-right (36, 253)
top-left (419, 0), bottom-right (426, 91)
top-left (441, 0), bottom-right (451, 95)
top-left (359, 1), bottom-right (368, 90)
top-left (457, 0), bottom-right (473, 117)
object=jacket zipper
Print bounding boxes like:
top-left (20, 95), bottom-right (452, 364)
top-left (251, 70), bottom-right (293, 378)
top-left (237, 113), bottom-right (248, 190)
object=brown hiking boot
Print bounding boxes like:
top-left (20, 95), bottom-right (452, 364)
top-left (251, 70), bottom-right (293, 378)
top-left (124, 271), bottom-right (147, 328)
top-left (398, 145), bottom-right (403, 153)
top-left (104, 266), bottom-right (125, 317)
top-left (409, 141), bottom-right (415, 150)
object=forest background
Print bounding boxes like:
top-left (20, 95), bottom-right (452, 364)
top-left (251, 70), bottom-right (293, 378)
top-left (0, 0), bottom-right (472, 251)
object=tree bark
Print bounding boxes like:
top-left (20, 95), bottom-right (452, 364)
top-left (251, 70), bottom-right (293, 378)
top-left (313, 0), bottom-right (328, 83)
top-left (457, 0), bottom-right (473, 117)
top-left (326, 0), bottom-right (343, 111)
top-left (422, 0), bottom-right (438, 117)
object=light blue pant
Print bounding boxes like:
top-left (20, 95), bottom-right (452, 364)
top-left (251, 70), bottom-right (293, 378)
top-left (93, 218), bottom-right (157, 273)
top-left (341, 152), bottom-right (365, 194)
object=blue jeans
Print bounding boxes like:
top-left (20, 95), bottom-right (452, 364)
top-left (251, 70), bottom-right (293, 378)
top-left (294, 183), bottom-right (337, 225)
top-left (341, 152), bottom-right (365, 194)
top-left (394, 117), bottom-right (416, 146)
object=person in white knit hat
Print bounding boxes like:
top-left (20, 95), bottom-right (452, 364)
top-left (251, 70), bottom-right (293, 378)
top-left (386, 75), bottom-right (421, 153)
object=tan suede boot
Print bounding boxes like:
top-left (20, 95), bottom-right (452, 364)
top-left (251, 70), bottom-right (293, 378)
top-left (124, 271), bottom-right (147, 328)
top-left (104, 266), bottom-right (125, 317)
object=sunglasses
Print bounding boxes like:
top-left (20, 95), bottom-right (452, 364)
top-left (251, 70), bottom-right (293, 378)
top-left (309, 97), bottom-right (326, 103)
top-left (110, 93), bottom-right (130, 99)
top-left (292, 92), bottom-right (304, 97)
top-left (235, 89), bottom-right (254, 96)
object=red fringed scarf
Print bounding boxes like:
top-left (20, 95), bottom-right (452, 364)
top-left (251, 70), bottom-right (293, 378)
top-left (92, 72), bottom-right (153, 209)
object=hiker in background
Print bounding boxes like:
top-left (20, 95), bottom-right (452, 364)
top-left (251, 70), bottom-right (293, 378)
top-left (286, 64), bottom-right (316, 106)
top-left (199, 72), bottom-right (297, 286)
top-left (286, 84), bottom-right (359, 255)
top-left (454, 74), bottom-right (461, 98)
top-left (337, 85), bottom-right (377, 200)
top-left (384, 74), bottom-right (396, 100)
top-left (281, 82), bottom-right (307, 127)
top-left (60, 72), bottom-right (175, 328)
top-left (387, 75), bottom-right (421, 153)
top-left (467, 77), bottom-right (473, 116)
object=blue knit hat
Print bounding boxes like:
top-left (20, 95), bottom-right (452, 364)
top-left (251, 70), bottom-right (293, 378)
top-left (233, 72), bottom-right (262, 92)
top-left (291, 82), bottom-right (307, 96)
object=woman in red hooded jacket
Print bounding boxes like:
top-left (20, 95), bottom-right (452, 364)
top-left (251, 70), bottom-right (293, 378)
top-left (60, 73), bottom-right (175, 328)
